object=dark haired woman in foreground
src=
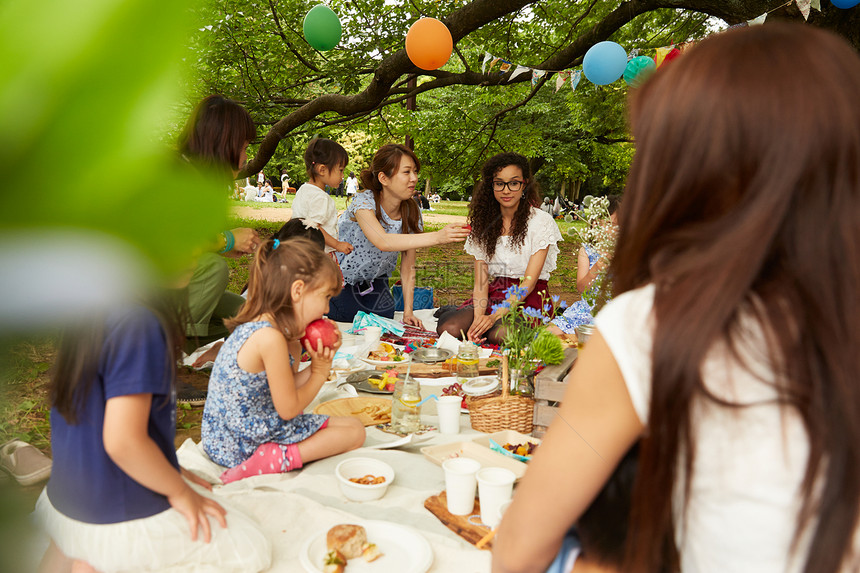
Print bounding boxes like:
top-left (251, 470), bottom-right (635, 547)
top-left (494, 23), bottom-right (860, 573)
top-left (436, 152), bottom-right (562, 345)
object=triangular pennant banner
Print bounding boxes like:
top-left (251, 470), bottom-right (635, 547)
top-left (654, 46), bottom-right (672, 67)
top-left (796, 0), bottom-right (811, 19)
top-left (811, 0), bottom-right (821, 10)
top-left (498, 61), bottom-right (512, 73)
top-left (555, 71), bottom-right (570, 92)
top-left (481, 52), bottom-right (493, 74)
top-left (570, 69), bottom-right (582, 92)
top-left (510, 65), bottom-right (530, 80)
top-left (531, 69), bottom-right (546, 86)
top-left (487, 57), bottom-right (501, 73)
top-left (748, 13), bottom-right (767, 26)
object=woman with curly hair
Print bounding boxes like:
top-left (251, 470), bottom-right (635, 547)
top-left (436, 152), bottom-right (562, 345)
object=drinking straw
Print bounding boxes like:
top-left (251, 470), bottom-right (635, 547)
top-left (415, 394), bottom-right (439, 408)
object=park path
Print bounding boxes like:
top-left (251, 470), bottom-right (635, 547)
top-left (232, 206), bottom-right (466, 225)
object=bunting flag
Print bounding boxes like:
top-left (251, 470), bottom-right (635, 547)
top-left (481, 52), bottom-right (493, 73)
top-left (487, 57), bottom-right (501, 73)
top-left (654, 46), bottom-right (673, 67)
top-left (811, 0), bottom-right (821, 9)
top-left (531, 69), bottom-right (547, 86)
top-left (748, 13), bottom-right (767, 25)
top-left (499, 61), bottom-right (512, 73)
top-left (796, 0), bottom-right (811, 19)
top-left (510, 65), bottom-right (530, 80)
top-left (555, 70), bottom-right (570, 92)
top-left (570, 69), bottom-right (582, 92)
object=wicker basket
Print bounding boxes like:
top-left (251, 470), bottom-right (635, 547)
top-left (466, 354), bottom-right (534, 434)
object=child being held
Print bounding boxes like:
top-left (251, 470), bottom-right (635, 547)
top-left (291, 138), bottom-right (354, 255)
top-left (202, 237), bottom-right (365, 483)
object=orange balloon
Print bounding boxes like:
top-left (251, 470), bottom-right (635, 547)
top-left (405, 18), bottom-right (453, 71)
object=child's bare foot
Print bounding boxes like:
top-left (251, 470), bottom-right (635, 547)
top-left (193, 341), bottom-right (223, 369)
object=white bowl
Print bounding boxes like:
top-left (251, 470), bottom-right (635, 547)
top-left (335, 457), bottom-right (395, 502)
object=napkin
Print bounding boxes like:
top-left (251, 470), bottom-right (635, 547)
top-left (435, 331), bottom-right (493, 358)
top-left (347, 311), bottom-right (405, 337)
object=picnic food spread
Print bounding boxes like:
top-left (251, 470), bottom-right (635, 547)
top-left (367, 342), bottom-right (407, 362)
top-left (324, 524), bottom-right (383, 571)
top-left (502, 442), bottom-right (538, 457)
top-left (366, 370), bottom-right (397, 392)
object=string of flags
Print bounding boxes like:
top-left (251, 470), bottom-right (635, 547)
top-left (479, 0), bottom-right (824, 92)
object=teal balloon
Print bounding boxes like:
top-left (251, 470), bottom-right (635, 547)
top-left (583, 41), bottom-right (628, 85)
top-left (303, 5), bottom-right (342, 51)
top-left (831, 0), bottom-right (859, 7)
top-left (623, 56), bottom-right (656, 87)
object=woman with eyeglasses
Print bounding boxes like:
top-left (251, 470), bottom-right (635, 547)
top-left (436, 152), bottom-right (562, 345)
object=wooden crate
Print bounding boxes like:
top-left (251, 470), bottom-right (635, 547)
top-left (532, 347), bottom-right (577, 438)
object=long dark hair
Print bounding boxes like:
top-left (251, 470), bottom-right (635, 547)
top-left (613, 23), bottom-right (860, 573)
top-left (228, 237), bottom-right (341, 340)
top-left (468, 152), bottom-right (540, 261)
top-left (359, 144), bottom-right (422, 234)
top-left (177, 94), bottom-right (256, 176)
top-left (50, 293), bottom-right (185, 424)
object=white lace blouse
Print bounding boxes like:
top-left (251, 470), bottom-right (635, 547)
top-left (464, 207), bottom-right (563, 281)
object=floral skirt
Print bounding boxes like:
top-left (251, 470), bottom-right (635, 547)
top-left (550, 300), bottom-right (593, 334)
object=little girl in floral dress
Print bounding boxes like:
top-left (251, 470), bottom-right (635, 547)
top-left (202, 237), bottom-right (365, 483)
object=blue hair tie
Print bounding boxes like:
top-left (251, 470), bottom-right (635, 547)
top-left (273, 239), bottom-right (280, 250)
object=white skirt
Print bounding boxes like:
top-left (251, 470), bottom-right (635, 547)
top-left (35, 485), bottom-right (271, 573)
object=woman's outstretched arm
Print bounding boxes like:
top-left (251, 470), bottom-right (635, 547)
top-left (354, 210), bottom-right (468, 252)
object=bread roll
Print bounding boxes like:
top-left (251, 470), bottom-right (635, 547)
top-left (326, 524), bottom-right (367, 559)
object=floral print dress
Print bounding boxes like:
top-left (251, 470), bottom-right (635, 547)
top-left (202, 321), bottom-right (328, 467)
top-left (551, 244), bottom-right (602, 334)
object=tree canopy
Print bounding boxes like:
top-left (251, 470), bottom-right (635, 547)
top-left (188, 0), bottom-right (859, 195)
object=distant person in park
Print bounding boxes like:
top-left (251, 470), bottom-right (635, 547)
top-left (291, 138), bottom-right (354, 258)
top-left (345, 171), bottom-right (359, 204)
top-left (435, 152), bottom-right (562, 345)
top-left (176, 95), bottom-right (262, 398)
top-left (493, 23), bottom-right (860, 573)
top-left (35, 295), bottom-right (270, 572)
top-left (541, 197), bottom-right (553, 214)
top-left (328, 144), bottom-right (470, 324)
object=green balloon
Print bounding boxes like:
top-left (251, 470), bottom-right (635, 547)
top-left (303, 5), bottom-right (342, 51)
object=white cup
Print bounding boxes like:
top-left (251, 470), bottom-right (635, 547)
top-left (363, 326), bottom-right (382, 349)
top-left (436, 395), bottom-right (462, 434)
top-left (442, 458), bottom-right (481, 515)
top-left (476, 467), bottom-right (516, 528)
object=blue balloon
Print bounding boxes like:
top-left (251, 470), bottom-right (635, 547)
top-left (583, 42), bottom-right (628, 86)
top-left (831, 0), bottom-right (859, 7)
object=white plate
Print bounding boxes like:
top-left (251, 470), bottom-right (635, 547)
top-left (361, 356), bottom-right (411, 367)
top-left (300, 520), bottom-right (433, 573)
top-left (462, 375), bottom-right (499, 396)
top-left (363, 430), bottom-right (436, 449)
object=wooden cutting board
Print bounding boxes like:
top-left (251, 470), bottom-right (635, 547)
top-left (424, 491), bottom-right (493, 550)
top-left (378, 357), bottom-right (498, 379)
top-left (313, 397), bottom-right (391, 426)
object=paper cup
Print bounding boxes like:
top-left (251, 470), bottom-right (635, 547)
top-left (442, 458), bottom-right (481, 515)
top-left (437, 395), bottom-right (462, 434)
top-left (476, 467), bottom-right (516, 528)
top-left (363, 326), bottom-right (382, 349)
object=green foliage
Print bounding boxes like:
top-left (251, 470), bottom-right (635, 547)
top-left (0, 0), bottom-right (228, 277)
top-left (531, 329), bottom-right (565, 365)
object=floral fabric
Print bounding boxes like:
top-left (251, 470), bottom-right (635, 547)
top-left (336, 191), bottom-right (423, 285)
top-left (551, 244), bottom-right (602, 334)
top-left (202, 321), bottom-right (328, 467)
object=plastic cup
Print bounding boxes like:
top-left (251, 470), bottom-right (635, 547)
top-left (436, 395), bottom-right (462, 434)
top-left (364, 326), bottom-right (382, 349)
top-left (442, 458), bottom-right (481, 515)
top-left (476, 467), bottom-right (516, 528)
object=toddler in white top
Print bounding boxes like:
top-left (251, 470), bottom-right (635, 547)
top-left (291, 138), bottom-right (354, 255)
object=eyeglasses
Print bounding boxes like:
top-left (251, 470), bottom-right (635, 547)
top-left (492, 179), bottom-right (524, 192)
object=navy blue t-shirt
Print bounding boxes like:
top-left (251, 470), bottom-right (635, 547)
top-left (47, 306), bottom-right (178, 524)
